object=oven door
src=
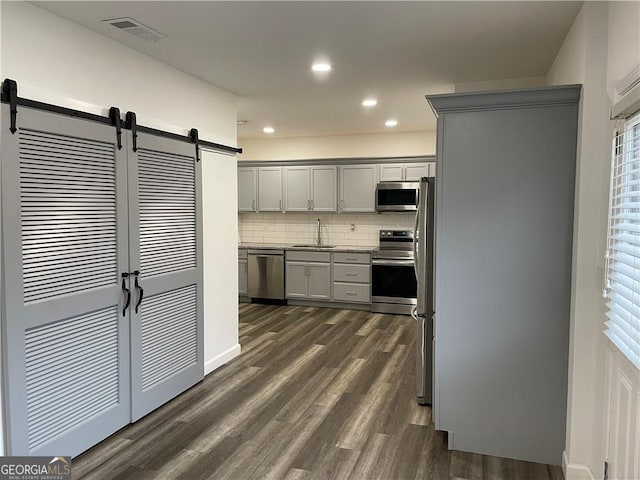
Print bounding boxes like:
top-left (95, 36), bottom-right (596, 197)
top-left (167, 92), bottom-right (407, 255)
top-left (372, 259), bottom-right (417, 304)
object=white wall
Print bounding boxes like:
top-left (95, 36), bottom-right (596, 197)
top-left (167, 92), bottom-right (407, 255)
top-left (238, 130), bottom-right (436, 161)
top-left (0, 1), bottom-right (240, 453)
top-left (547, 2), bottom-right (640, 478)
top-left (202, 150), bottom-right (240, 374)
top-left (454, 76), bottom-right (547, 93)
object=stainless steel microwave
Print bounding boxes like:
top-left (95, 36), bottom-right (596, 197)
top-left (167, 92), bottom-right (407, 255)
top-left (375, 182), bottom-right (420, 212)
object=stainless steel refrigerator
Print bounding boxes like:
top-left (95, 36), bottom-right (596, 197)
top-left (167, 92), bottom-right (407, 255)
top-left (411, 176), bottom-right (435, 406)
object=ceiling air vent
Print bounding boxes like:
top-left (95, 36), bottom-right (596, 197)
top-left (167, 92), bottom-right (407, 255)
top-left (103, 17), bottom-right (163, 42)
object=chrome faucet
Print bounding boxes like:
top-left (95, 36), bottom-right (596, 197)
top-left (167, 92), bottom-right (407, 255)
top-left (316, 218), bottom-right (321, 246)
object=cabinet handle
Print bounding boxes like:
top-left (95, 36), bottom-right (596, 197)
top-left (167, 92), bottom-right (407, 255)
top-left (279, 199), bottom-right (282, 210)
top-left (121, 273), bottom-right (131, 317)
top-left (345, 292), bottom-right (357, 296)
top-left (133, 271), bottom-right (144, 314)
top-left (311, 200), bottom-right (314, 210)
top-left (252, 199), bottom-right (256, 210)
top-left (308, 199), bottom-right (311, 210)
top-left (346, 257), bottom-right (357, 261)
top-left (345, 272), bottom-right (357, 277)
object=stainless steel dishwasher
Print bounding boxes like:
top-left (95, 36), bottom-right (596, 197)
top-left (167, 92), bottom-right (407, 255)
top-left (247, 249), bottom-right (285, 300)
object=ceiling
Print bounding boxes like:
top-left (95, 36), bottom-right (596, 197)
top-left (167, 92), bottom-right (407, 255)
top-left (32, 1), bottom-right (582, 139)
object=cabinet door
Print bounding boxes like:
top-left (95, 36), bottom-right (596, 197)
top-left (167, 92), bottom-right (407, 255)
top-left (1, 105), bottom-right (131, 456)
top-left (238, 167), bottom-right (257, 212)
top-left (128, 131), bottom-right (203, 422)
top-left (284, 166), bottom-right (310, 212)
top-left (311, 166), bottom-right (337, 212)
top-left (404, 163), bottom-right (429, 181)
top-left (379, 164), bottom-right (404, 181)
top-left (307, 263), bottom-right (332, 300)
top-left (286, 262), bottom-right (308, 298)
top-left (339, 165), bottom-right (377, 212)
top-left (258, 167), bottom-right (283, 212)
top-left (238, 259), bottom-right (248, 295)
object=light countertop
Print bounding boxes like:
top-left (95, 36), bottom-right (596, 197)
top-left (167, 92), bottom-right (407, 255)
top-left (238, 242), bottom-right (376, 253)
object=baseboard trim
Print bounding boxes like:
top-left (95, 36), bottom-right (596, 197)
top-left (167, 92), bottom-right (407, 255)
top-left (204, 344), bottom-right (241, 376)
top-left (563, 452), bottom-right (596, 480)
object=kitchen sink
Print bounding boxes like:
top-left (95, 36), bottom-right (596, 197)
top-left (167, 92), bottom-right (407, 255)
top-left (291, 244), bottom-right (337, 249)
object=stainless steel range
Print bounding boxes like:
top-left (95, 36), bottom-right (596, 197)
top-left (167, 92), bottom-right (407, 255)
top-left (371, 230), bottom-right (417, 315)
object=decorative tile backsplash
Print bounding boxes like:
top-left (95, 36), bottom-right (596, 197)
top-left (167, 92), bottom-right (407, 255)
top-left (238, 212), bottom-right (415, 247)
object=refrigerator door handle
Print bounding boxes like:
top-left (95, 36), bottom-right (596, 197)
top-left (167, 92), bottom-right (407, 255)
top-left (413, 208), bottom-right (420, 279)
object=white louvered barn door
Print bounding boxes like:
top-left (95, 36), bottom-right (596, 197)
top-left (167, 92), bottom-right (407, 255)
top-left (0, 105), bottom-right (131, 456)
top-left (127, 131), bottom-right (204, 421)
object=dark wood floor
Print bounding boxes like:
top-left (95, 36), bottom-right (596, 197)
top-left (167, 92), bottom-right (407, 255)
top-left (73, 303), bottom-right (564, 480)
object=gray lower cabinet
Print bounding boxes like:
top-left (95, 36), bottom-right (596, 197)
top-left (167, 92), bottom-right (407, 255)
top-left (332, 252), bottom-right (371, 304)
top-left (238, 252), bottom-right (248, 296)
top-left (285, 251), bottom-right (331, 300)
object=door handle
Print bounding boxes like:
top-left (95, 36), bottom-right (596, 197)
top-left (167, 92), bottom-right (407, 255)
top-left (121, 273), bottom-right (131, 317)
top-left (133, 270), bottom-right (144, 314)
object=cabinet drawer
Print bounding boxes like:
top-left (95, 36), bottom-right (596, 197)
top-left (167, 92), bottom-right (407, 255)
top-left (286, 250), bottom-right (331, 263)
top-left (238, 249), bottom-right (248, 259)
top-left (333, 283), bottom-right (371, 303)
top-left (333, 264), bottom-right (370, 283)
top-left (332, 252), bottom-right (370, 264)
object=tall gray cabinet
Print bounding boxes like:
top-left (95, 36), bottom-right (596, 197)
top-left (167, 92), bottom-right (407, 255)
top-left (0, 103), bottom-right (204, 457)
top-left (426, 86), bottom-right (580, 465)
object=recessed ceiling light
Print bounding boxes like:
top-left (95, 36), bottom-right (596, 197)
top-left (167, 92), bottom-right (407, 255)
top-left (263, 126), bottom-right (275, 134)
top-left (237, 120), bottom-right (248, 126)
top-left (311, 62), bottom-right (332, 73)
top-left (362, 98), bottom-right (377, 107)
top-left (385, 119), bottom-right (398, 127)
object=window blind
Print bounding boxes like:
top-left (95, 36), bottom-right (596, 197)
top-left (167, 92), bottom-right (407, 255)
top-left (605, 112), bottom-right (640, 369)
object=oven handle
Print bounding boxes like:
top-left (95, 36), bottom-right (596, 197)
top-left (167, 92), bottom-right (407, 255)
top-left (372, 259), bottom-right (415, 266)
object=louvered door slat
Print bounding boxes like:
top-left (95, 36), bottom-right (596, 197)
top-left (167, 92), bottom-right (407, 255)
top-left (2, 105), bottom-right (130, 457)
top-left (141, 285), bottom-right (198, 391)
top-left (129, 132), bottom-right (203, 422)
top-left (24, 307), bottom-right (120, 451)
top-left (20, 129), bottom-right (118, 304)
top-left (138, 148), bottom-right (196, 278)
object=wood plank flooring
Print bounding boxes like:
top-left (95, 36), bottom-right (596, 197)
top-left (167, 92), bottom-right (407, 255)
top-left (73, 304), bottom-right (564, 480)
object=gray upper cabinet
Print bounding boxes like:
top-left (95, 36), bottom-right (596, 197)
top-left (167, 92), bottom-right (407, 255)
top-left (238, 167), bottom-right (257, 212)
top-left (284, 166), bottom-right (337, 212)
top-left (427, 85), bottom-right (580, 466)
top-left (258, 167), bottom-right (283, 212)
top-left (379, 162), bottom-right (429, 181)
top-left (284, 166), bottom-right (310, 212)
top-left (339, 165), bottom-right (377, 212)
top-left (310, 166), bottom-right (337, 212)
top-left (404, 163), bottom-right (430, 180)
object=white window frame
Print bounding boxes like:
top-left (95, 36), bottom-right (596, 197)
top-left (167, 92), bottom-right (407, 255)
top-left (605, 111), bottom-right (640, 370)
